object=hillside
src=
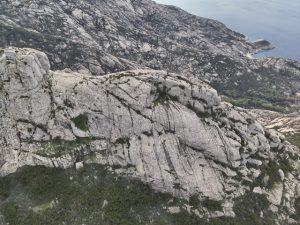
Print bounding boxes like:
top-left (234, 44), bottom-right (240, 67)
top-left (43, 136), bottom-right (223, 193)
top-left (0, 0), bottom-right (300, 111)
top-left (0, 0), bottom-right (300, 224)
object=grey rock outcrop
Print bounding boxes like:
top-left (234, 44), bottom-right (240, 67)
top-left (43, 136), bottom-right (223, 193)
top-left (0, 0), bottom-right (299, 109)
top-left (1, 48), bottom-right (299, 222)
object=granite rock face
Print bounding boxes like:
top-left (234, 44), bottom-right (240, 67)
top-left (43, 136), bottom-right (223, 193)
top-left (1, 48), bottom-right (299, 222)
top-left (0, 0), bottom-right (299, 109)
top-left (1, 0), bottom-right (300, 223)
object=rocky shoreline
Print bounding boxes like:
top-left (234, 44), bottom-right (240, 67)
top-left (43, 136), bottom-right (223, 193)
top-left (253, 39), bottom-right (275, 52)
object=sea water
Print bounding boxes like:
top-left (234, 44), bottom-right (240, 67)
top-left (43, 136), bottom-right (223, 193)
top-left (155, 0), bottom-right (300, 61)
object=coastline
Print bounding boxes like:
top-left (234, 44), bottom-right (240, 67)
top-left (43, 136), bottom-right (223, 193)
top-left (154, 0), bottom-right (300, 61)
top-left (245, 39), bottom-right (275, 59)
top-left (252, 39), bottom-right (275, 58)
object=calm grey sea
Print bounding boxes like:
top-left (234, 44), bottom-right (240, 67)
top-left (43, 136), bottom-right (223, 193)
top-left (155, 0), bottom-right (300, 61)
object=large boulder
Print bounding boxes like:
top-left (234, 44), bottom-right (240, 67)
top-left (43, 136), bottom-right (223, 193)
top-left (0, 48), bottom-right (299, 222)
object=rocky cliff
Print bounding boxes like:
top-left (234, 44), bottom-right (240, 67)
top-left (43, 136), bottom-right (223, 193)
top-left (1, 0), bottom-right (300, 223)
top-left (1, 0), bottom-right (300, 111)
top-left (1, 48), bottom-right (299, 223)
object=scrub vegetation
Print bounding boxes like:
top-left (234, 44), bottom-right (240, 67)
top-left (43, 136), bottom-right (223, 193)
top-left (0, 164), bottom-right (280, 225)
top-left (286, 133), bottom-right (300, 149)
top-left (71, 114), bottom-right (89, 131)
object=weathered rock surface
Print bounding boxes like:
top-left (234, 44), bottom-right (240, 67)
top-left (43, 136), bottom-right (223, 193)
top-left (0, 0), bottom-right (299, 109)
top-left (1, 48), bottom-right (299, 223)
top-left (252, 109), bottom-right (300, 134)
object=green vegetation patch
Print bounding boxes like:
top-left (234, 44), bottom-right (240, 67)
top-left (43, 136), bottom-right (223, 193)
top-left (253, 158), bottom-right (293, 190)
top-left (286, 133), bottom-right (300, 149)
top-left (0, 164), bottom-right (281, 225)
top-left (153, 85), bottom-right (179, 106)
top-left (36, 138), bottom-right (92, 158)
top-left (1, 202), bottom-right (19, 225)
top-left (0, 48), bottom-right (4, 57)
top-left (222, 95), bottom-right (290, 113)
top-left (189, 194), bottom-right (201, 209)
top-left (232, 192), bottom-right (274, 225)
top-left (253, 160), bottom-right (282, 189)
top-left (293, 197), bottom-right (300, 220)
top-left (71, 114), bottom-right (89, 131)
top-left (188, 194), bottom-right (223, 212)
top-left (215, 65), bottom-right (299, 113)
top-left (202, 199), bottom-right (223, 212)
top-left (115, 137), bottom-right (130, 145)
top-left (0, 164), bottom-right (189, 225)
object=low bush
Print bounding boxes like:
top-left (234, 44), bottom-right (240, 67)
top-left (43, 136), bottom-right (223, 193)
top-left (0, 164), bottom-right (280, 225)
top-left (71, 114), bottom-right (89, 131)
top-left (202, 199), bottom-right (223, 212)
top-left (286, 133), bottom-right (300, 149)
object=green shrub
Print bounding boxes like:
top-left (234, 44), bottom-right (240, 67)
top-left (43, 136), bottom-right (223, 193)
top-left (0, 164), bottom-right (282, 225)
top-left (278, 158), bottom-right (294, 173)
top-left (0, 165), bottom-right (183, 225)
top-left (153, 85), bottom-right (168, 106)
top-left (1, 202), bottom-right (19, 225)
top-left (233, 192), bottom-right (273, 225)
top-left (264, 161), bottom-right (282, 189)
top-left (293, 197), bottom-right (300, 220)
top-left (153, 85), bottom-right (179, 106)
top-left (115, 137), bottom-right (130, 145)
top-left (253, 160), bottom-right (283, 190)
top-left (286, 133), bottom-right (300, 149)
top-left (202, 199), bottom-right (223, 211)
top-left (37, 138), bottom-right (92, 158)
top-left (0, 48), bottom-right (4, 57)
top-left (0, 176), bottom-right (10, 200)
top-left (189, 194), bottom-right (200, 209)
top-left (71, 114), bottom-right (89, 131)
